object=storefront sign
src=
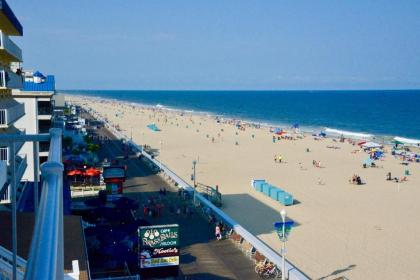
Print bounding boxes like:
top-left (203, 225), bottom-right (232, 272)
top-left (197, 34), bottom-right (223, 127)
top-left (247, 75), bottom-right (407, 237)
top-left (139, 224), bottom-right (179, 269)
top-left (103, 167), bottom-right (125, 179)
top-left (140, 256), bottom-right (179, 268)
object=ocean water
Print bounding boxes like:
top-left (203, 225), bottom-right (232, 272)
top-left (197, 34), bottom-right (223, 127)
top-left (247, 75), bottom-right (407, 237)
top-left (63, 90), bottom-right (420, 139)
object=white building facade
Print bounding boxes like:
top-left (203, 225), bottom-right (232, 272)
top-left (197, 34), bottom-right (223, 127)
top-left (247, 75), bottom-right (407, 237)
top-left (13, 71), bottom-right (55, 182)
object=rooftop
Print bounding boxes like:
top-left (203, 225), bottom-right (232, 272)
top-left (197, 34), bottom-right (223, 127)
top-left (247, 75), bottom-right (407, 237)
top-left (22, 75), bottom-right (55, 92)
top-left (0, 212), bottom-right (89, 280)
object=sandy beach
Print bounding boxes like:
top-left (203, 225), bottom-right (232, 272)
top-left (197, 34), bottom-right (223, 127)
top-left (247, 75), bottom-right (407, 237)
top-left (66, 94), bottom-right (420, 280)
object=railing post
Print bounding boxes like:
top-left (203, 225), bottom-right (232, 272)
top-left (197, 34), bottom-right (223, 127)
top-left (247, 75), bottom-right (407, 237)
top-left (33, 141), bottom-right (39, 214)
top-left (10, 141), bottom-right (17, 280)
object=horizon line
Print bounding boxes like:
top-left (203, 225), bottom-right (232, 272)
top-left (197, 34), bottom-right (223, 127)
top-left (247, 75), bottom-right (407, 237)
top-left (58, 88), bottom-right (420, 92)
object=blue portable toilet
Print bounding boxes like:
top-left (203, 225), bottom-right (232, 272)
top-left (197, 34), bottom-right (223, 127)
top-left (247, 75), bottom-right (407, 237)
top-left (252, 179), bottom-right (266, 191)
top-left (268, 185), bottom-right (277, 198)
top-left (279, 192), bottom-right (294, 206)
top-left (274, 189), bottom-right (285, 202)
top-left (270, 187), bottom-right (281, 200)
top-left (262, 184), bottom-right (273, 196)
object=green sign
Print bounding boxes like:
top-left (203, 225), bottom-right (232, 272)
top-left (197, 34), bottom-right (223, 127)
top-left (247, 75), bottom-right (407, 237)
top-left (139, 224), bottom-right (179, 248)
top-left (139, 224), bottom-right (180, 270)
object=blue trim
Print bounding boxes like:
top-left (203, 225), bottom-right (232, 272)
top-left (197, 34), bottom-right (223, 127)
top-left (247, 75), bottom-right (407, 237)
top-left (0, 0), bottom-right (23, 36)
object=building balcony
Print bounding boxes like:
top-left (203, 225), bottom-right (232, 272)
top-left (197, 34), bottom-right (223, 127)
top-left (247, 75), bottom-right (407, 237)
top-left (0, 99), bottom-right (24, 128)
top-left (0, 30), bottom-right (22, 63)
top-left (0, 128), bottom-right (26, 157)
top-left (0, 0), bottom-right (23, 36)
top-left (0, 67), bottom-right (23, 89)
top-left (0, 154), bottom-right (27, 204)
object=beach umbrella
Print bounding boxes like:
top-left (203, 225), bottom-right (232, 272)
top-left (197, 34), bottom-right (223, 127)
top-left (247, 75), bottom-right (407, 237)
top-left (67, 169), bottom-right (83, 176)
top-left (357, 141), bottom-right (367, 146)
top-left (84, 167), bottom-right (101, 177)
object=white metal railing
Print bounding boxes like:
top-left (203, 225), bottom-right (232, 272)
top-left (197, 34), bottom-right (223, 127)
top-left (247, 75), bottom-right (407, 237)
top-left (0, 154), bottom-right (27, 204)
top-left (0, 30), bottom-right (23, 62)
top-left (25, 128), bottom-right (64, 280)
top-left (15, 154), bottom-right (27, 184)
top-left (0, 245), bottom-right (26, 280)
top-left (0, 68), bottom-right (23, 89)
top-left (89, 108), bottom-right (309, 280)
top-left (0, 102), bottom-right (24, 126)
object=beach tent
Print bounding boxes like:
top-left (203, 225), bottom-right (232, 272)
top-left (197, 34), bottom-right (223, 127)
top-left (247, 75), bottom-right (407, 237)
top-left (392, 140), bottom-right (404, 146)
top-left (274, 128), bottom-right (282, 134)
top-left (361, 142), bottom-right (382, 149)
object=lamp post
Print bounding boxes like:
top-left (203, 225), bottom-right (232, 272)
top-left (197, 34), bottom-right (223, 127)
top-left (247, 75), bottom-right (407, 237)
top-left (280, 209), bottom-right (286, 280)
top-left (192, 160), bottom-right (197, 204)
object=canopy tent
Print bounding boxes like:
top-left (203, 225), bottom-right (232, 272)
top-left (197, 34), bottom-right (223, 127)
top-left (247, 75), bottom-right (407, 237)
top-left (392, 140), bottom-right (404, 146)
top-left (361, 142), bottom-right (382, 149)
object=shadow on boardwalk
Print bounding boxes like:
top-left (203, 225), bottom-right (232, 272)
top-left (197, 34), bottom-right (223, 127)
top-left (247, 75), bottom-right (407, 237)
top-left (93, 125), bottom-right (259, 279)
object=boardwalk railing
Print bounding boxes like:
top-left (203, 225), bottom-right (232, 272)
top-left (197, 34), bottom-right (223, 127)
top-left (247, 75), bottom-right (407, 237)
top-left (88, 108), bottom-right (310, 280)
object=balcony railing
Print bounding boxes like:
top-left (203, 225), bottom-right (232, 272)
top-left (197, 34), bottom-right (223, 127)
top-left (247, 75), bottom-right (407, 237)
top-left (0, 154), bottom-right (27, 204)
top-left (0, 30), bottom-right (22, 62)
top-left (0, 68), bottom-right (23, 89)
top-left (0, 129), bottom-right (27, 161)
top-left (25, 129), bottom-right (64, 280)
top-left (0, 102), bottom-right (24, 127)
top-left (0, 129), bottom-right (68, 280)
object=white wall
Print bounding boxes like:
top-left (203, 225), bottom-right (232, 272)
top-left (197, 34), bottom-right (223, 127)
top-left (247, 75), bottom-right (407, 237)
top-left (13, 97), bottom-right (38, 182)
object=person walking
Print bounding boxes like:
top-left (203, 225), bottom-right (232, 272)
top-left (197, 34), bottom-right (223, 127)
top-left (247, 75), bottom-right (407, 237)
top-left (215, 224), bottom-right (222, 240)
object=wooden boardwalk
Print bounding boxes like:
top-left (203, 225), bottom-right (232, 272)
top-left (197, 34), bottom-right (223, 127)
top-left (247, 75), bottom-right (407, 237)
top-left (96, 123), bottom-right (259, 280)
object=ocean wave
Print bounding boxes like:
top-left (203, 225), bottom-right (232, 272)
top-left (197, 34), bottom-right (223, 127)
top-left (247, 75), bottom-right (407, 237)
top-left (394, 136), bottom-right (420, 145)
top-left (325, 128), bottom-right (373, 139)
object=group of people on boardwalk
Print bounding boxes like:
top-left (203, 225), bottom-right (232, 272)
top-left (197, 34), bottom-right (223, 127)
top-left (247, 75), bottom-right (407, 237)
top-left (143, 196), bottom-right (165, 218)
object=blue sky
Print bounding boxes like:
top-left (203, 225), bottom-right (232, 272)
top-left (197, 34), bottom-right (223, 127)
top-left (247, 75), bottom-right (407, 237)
top-left (10, 0), bottom-right (420, 90)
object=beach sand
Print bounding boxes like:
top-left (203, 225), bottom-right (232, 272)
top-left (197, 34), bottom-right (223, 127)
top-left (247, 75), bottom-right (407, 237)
top-left (66, 95), bottom-right (420, 280)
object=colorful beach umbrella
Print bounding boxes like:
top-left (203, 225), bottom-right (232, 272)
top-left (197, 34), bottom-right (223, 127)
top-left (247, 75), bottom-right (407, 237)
top-left (67, 169), bottom-right (83, 176)
top-left (84, 167), bottom-right (101, 177)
